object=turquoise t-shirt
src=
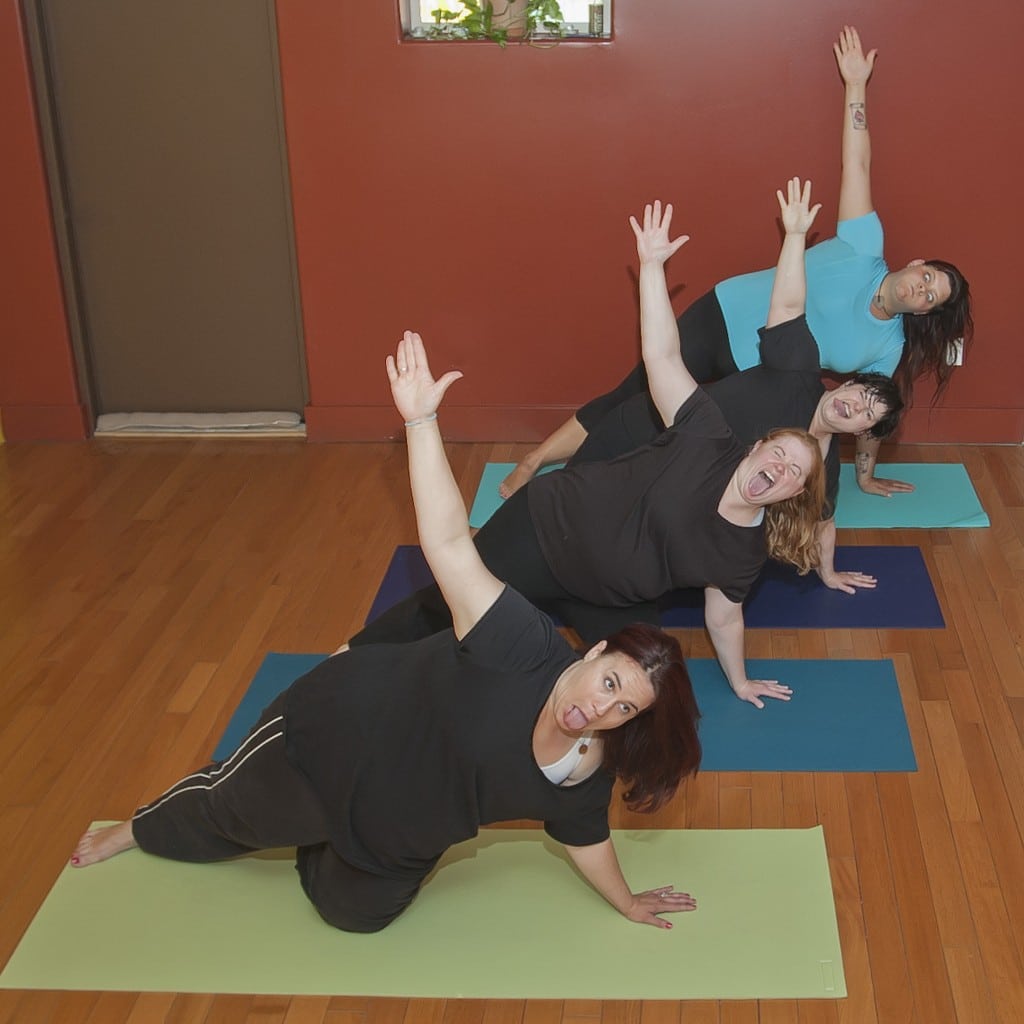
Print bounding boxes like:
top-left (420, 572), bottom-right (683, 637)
top-left (714, 212), bottom-right (904, 377)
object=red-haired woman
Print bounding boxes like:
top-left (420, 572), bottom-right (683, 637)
top-left (71, 332), bottom-right (701, 935)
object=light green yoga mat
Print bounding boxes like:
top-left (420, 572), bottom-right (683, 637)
top-left (1, 827), bottom-right (844, 1000)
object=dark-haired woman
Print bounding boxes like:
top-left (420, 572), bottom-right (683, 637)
top-left (500, 26), bottom-right (972, 502)
top-left (70, 332), bottom-right (701, 934)
top-left (350, 199), bottom-right (826, 710)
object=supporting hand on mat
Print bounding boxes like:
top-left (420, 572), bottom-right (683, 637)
top-left (565, 839), bottom-right (696, 929)
top-left (857, 474), bottom-right (916, 498)
top-left (733, 678), bottom-right (793, 709)
top-left (818, 567), bottom-right (878, 594)
top-left (626, 886), bottom-right (698, 927)
top-left (387, 330), bottom-right (463, 426)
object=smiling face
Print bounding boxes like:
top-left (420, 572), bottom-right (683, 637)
top-left (817, 381), bottom-right (890, 436)
top-left (737, 432), bottom-right (816, 506)
top-left (884, 261), bottom-right (952, 315)
top-left (550, 642), bottom-right (656, 736)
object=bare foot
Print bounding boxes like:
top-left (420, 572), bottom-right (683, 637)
top-left (498, 460), bottom-right (539, 499)
top-left (71, 821), bottom-right (137, 867)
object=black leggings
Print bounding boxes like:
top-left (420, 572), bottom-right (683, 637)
top-left (350, 487), bottom-right (660, 648)
top-left (576, 289), bottom-right (734, 432)
top-left (131, 695), bottom-right (429, 933)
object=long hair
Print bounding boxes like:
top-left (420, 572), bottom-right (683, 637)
top-left (896, 259), bottom-right (973, 405)
top-left (849, 372), bottom-right (905, 440)
top-left (597, 623), bottom-right (701, 813)
top-left (760, 427), bottom-right (825, 574)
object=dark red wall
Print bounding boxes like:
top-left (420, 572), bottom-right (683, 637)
top-left (0, 0), bottom-right (85, 441)
top-left (3, 1), bottom-right (1021, 443)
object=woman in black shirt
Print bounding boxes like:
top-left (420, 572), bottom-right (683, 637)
top-left (70, 333), bottom-right (701, 935)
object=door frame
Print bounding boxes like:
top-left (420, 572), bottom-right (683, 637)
top-left (19, 0), bottom-right (309, 431)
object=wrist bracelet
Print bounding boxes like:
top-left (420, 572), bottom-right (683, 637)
top-left (404, 412), bottom-right (437, 428)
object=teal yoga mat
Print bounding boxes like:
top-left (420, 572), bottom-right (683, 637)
top-left (1, 828), bottom-right (844, 999)
top-left (214, 654), bottom-right (915, 772)
top-left (833, 463), bottom-right (988, 528)
top-left (470, 461), bottom-right (988, 529)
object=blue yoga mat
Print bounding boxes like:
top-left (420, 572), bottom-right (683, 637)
top-left (470, 462), bottom-right (988, 530)
top-left (834, 463), bottom-right (988, 528)
top-left (366, 544), bottom-right (944, 630)
top-left (213, 653), bottom-right (915, 772)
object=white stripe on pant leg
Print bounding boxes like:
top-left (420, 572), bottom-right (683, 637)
top-left (134, 724), bottom-right (285, 821)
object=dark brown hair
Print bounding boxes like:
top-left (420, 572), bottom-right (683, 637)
top-left (598, 623), bottom-right (701, 812)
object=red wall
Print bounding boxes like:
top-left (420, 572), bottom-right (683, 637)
top-left (0, 0), bottom-right (85, 441)
top-left (3, 1), bottom-right (1022, 443)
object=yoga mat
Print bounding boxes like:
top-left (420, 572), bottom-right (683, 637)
top-left (834, 463), bottom-right (988, 528)
top-left (471, 461), bottom-right (989, 530)
top-left (213, 653), bottom-right (325, 760)
top-left (211, 654), bottom-right (914, 772)
top-left (469, 462), bottom-right (563, 528)
top-left (0, 827), bottom-right (844, 999)
top-left (368, 544), bottom-right (945, 629)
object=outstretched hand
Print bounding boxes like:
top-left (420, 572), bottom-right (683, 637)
top-left (626, 886), bottom-right (697, 929)
top-left (833, 25), bottom-right (876, 87)
top-left (777, 177), bottom-right (821, 236)
top-left (629, 201), bottom-right (689, 267)
top-left (386, 331), bottom-right (463, 425)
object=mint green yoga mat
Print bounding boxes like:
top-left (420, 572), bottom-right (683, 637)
top-left (834, 463), bottom-right (988, 528)
top-left (470, 461), bottom-right (988, 529)
top-left (1, 827), bottom-right (844, 1000)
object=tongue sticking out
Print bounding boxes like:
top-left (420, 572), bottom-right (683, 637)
top-left (748, 470), bottom-right (774, 498)
top-left (565, 706), bottom-right (588, 731)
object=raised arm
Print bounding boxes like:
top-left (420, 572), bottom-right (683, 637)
top-left (388, 331), bottom-right (503, 638)
top-left (563, 838), bottom-right (695, 929)
top-left (766, 177), bottom-right (821, 327)
top-left (834, 25), bottom-right (877, 222)
top-left (629, 201), bottom-right (692, 427)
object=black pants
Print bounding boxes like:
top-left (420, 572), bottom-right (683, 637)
top-left (576, 289), bottom-right (734, 432)
top-left (131, 695), bottom-right (426, 933)
top-left (350, 487), bottom-right (660, 648)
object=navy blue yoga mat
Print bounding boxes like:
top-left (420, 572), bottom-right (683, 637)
top-left (213, 653), bottom-right (915, 772)
top-left (366, 545), bottom-right (944, 630)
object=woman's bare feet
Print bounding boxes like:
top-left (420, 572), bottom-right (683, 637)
top-left (498, 459), bottom-right (539, 499)
top-left (71, 821), bottom-right (137, 867)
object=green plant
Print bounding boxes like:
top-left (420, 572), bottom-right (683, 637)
top-left (427, 1), bottom-right (565, 46)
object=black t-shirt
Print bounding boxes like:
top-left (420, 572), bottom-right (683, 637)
top-left (284, 587), bottom-right (613, 879)
top-left (569, 317), bottom-right (839, 516)
top-left (528, 388), bottom-right (766, 606)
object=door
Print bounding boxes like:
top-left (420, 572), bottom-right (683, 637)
top-left (27, 0), bottom-right (307, 417)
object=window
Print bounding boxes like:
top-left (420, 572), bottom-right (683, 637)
top-left (403, 1), bottom-right (612, 41)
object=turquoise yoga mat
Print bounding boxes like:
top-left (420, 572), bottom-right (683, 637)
top-left (214, 653), bottom-right (915, 772)
top-left (833, 463), bottom-right (989, 528)
top-left (1, 828), bottom-right (844, 999)
top-left (469, 461), bottom-right (988, 530)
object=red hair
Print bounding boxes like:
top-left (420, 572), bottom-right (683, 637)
top-left (598, 623), bottom-right (701, 812)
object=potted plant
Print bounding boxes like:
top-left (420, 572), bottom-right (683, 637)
top-left (427, 1), bottom-right (566, 46)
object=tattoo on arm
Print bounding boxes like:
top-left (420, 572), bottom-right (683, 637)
top-left (855, 452), bottom-right (872, 477)
top-left (849, 102), bottom-right (867, 130)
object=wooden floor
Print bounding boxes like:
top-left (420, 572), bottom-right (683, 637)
top-left (1, 437), bottom-right (1022, 1024)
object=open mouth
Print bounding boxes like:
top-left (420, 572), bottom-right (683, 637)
top-left (748, 469), bottom-right (775, 498)
top-left (565, 705), bottom-right (589, 731)
top-left (834, 398), bottom-right (851, 419)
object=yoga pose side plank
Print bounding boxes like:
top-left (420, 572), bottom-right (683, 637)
top-left (501, 25), bottom-right (971, 503)
top-left (564, 179), bottom-right (905, 595)
top-left (72, 333), bottom-right (702, 933)
top-left (349, 200), bottom-right (826, 709)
